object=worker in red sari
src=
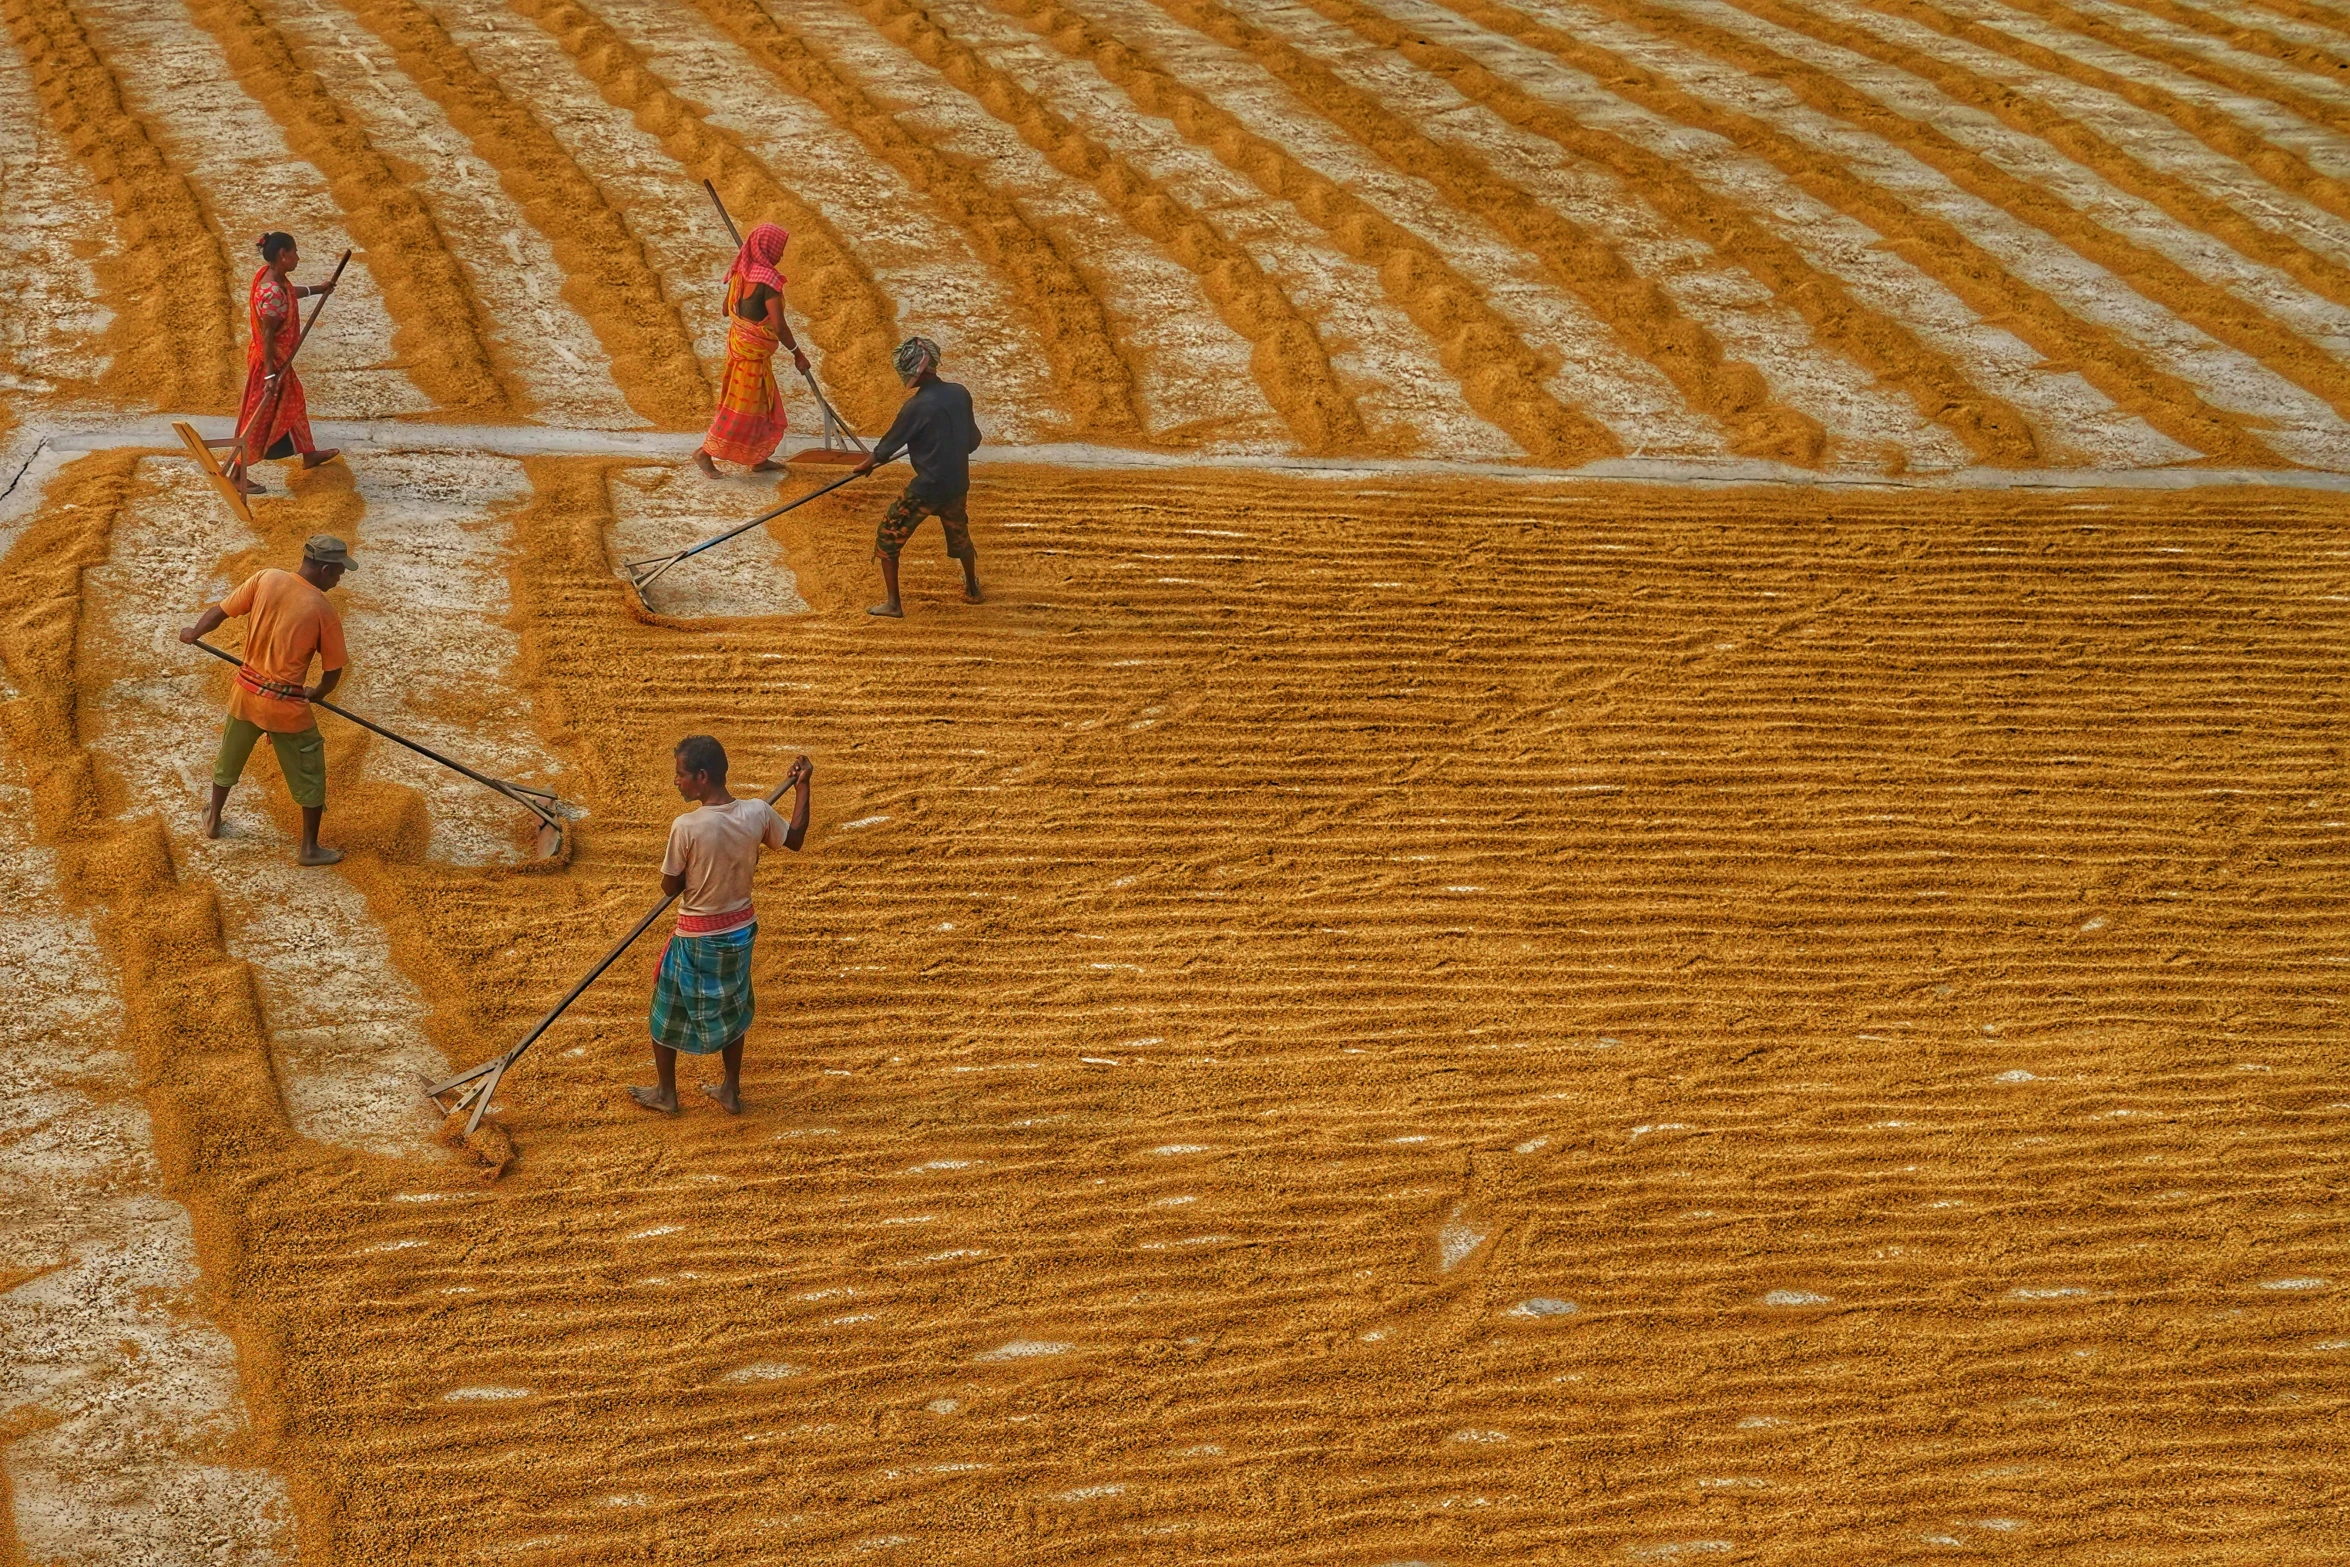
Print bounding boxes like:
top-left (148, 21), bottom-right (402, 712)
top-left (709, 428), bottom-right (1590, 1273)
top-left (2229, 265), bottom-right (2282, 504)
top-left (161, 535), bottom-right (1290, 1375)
top-left (227, 232), bottom-right (341, 497)
top-left (695, 222), bottom-right (810, 478)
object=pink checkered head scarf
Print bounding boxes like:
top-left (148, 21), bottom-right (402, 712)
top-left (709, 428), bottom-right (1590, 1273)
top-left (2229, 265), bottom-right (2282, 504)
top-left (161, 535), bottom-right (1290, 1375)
top-left (728, 222), bottom-right (789, 293)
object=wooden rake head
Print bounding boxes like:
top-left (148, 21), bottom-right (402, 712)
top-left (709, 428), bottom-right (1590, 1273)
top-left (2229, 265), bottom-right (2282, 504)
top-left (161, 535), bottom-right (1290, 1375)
top-left (425, 1048), bottom-right (518, 1137)
top-left (618, 546), bottom-right (691, 607)
top-left (506, 783), bottom-right (574, 860)
top-left (784, 366), bottom-right (867, 473)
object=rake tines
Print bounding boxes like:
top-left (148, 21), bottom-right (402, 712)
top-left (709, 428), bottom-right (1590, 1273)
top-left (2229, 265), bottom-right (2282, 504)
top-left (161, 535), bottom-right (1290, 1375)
top-left (425, 1053), bottom-right (513, 1135)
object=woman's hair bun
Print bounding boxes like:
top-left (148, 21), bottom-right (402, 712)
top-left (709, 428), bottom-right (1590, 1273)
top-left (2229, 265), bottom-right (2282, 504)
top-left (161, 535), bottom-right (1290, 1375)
top-left (258, 231), bottom-right (296, 260)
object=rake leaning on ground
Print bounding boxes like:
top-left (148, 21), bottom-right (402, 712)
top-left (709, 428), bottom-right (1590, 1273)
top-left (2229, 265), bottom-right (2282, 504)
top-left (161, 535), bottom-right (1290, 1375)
top-left (425, 768), bottom-right (804, 1134)
top-left (173, 248), bottom-right (352, 526)
top-left (188, 638), bottom-right (577, 858)
top-left (617, 461), bottom-right (885, 607)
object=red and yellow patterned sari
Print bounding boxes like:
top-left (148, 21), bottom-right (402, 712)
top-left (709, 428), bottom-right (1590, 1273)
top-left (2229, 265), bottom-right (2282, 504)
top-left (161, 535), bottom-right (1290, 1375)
top-left (698, 224), bottom-right (790, 468)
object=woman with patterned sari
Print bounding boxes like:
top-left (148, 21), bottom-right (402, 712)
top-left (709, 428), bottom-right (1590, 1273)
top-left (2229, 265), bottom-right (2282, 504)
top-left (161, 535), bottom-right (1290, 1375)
top-left (228, 232), bottom-right (341, 497)
top-left (695, 222), bottom-right (811, 478)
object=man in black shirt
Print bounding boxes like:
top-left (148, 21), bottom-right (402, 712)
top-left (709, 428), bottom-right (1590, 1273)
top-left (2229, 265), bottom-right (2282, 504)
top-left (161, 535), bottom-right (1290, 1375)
top-left (855, 336), bottom-right (983, 617)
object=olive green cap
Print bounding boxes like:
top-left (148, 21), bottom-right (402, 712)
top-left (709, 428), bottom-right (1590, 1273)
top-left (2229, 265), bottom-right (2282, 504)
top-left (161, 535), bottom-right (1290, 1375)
top-left (302, 535), bottom-right (357, 571)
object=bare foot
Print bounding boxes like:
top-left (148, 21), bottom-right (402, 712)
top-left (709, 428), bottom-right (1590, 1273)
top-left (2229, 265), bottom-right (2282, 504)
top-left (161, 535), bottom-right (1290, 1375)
top-left (701, 1081), bottom-right (743, 1115)
top-left (963, 588), bottom-right (986, 604)
top-left (694, 451), bottom-right (720, 479)
top-left (296, 845), bottom-right (344, 866)
top-left (201, 799), bottom-right (225, 839)
top-left (867, 602), bottom-right (903, 618)
top-left (301, 448), bottom-right (341, 468)
top-left (751, 459), bottom-right (782, 472)
top-left (627, 1084), bottom-right (681, 1115)
top-left (231, 475), bottom-right (265, 496)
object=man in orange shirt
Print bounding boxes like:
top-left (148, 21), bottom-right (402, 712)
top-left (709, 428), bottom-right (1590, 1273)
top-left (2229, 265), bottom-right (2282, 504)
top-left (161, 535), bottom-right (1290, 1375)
top-left (178, 535), bottom-right (354, 865)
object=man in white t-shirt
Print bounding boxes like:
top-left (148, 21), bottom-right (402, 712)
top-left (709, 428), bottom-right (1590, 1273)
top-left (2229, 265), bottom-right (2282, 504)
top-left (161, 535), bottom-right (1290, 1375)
top-left (632, 735), bottom-right (811, 1115)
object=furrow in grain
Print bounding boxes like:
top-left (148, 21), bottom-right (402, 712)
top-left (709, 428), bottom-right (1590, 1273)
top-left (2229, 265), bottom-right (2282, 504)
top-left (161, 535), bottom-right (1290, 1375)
top-left (1147, 0), bottom-right (1830, 460)
top-left (1246, 0), bottom-right (2036, 463)
top-left (1850, 0), bottom-right (2350, 251)
top-left (0, 545), bottom-right (291, 1567)
top-left (772, 0), bottom-right (1278, 447)
top-left (0, 453), bottom-right (336, 1555)
top-left (511, 0), bottom-right (903, 430)
top-left (1557, 0), bottom-right (2350, 462)
top-left (178, 0), bottom-right (521, 415)
top-left (1356, 0), bottom-right (2186, 463)
top-left (0, 0), bottom-right (237, 411)
top-left (0, 12), bottom-right (111, 449)
top-left (2105, 0), bottom-right (2350, 71)
top-left (984, 0), bottom-right (1627, 461)
top-left (578, 0), bottom-right (1065, 441)
top-left (688, 0), bottom-right (1145, 440)
top-left (1412, 0), bottom-right (2281, 462)
top-left (69, 0), bottom-right (427, 417)
top-left (255, 0), bottom-right (635, 426)
top-left (1740, 0), bottom-right (2350, 325)
top-left (839, 0), bottom-right (1369, 452)
top-left (329, 0), bottom-right (711, 426)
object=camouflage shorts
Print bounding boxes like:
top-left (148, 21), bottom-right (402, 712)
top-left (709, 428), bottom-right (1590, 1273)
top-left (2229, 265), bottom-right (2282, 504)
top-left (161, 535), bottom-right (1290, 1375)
top-left (875, 485), bottom-right (973, 562)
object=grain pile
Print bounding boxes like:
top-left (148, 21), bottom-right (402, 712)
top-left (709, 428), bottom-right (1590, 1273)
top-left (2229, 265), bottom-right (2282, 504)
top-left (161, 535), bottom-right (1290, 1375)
top-left (6, 0), bottom-right (2350, 1557)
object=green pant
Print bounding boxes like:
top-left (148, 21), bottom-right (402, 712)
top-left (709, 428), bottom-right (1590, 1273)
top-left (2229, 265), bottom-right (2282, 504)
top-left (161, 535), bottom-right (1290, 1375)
top-left (213, 717), bottom-right (327, 809)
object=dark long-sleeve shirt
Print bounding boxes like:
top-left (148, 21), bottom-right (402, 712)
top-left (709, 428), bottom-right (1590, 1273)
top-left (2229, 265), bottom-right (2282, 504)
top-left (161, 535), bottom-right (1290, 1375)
top-left (870, 379), bottom-right (981, 503)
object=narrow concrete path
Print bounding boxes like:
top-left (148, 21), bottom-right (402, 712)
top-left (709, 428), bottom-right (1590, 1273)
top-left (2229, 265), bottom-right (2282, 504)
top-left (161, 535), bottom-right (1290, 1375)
top-left (13, 414), bottom-right (2350, 494)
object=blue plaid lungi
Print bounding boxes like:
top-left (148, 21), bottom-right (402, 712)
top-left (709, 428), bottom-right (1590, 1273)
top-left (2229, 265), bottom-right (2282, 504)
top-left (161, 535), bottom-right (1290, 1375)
top-left (649, 923), bottom-right (756, 1055)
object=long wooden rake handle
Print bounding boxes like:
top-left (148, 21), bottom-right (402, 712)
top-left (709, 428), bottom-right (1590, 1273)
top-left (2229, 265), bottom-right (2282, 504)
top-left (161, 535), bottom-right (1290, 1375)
top-left (704, 179), bottom-right (742, 247)
top-left (426, 891), bottom-right (676, 1130)
top-left (622, 463), bottom-right (876, 594)
top-left (191, 639), bottom-right (568, 832)
top-left (700, 181), bottom-right (867, 455)
top-left (800, 366), bottom-right (869, 456)
top-left (225, 250), bottom-right (352, 459)
top-left (425, 771), bottom-right (803, 1132)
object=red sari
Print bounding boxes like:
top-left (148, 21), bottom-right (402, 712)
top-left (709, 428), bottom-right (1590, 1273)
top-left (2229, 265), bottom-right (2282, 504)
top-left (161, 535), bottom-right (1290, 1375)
top-left (237, 266), bottom-right (312, 466)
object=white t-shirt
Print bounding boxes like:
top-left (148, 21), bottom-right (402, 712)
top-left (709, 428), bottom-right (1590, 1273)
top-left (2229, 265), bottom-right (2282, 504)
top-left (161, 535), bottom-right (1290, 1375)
top-left (662, 797), bottom-right (790, 919)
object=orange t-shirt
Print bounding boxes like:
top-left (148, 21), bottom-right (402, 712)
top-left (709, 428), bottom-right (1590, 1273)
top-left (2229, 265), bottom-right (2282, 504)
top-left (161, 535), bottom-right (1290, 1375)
top-left (220, 568), bottom-right (346, 733)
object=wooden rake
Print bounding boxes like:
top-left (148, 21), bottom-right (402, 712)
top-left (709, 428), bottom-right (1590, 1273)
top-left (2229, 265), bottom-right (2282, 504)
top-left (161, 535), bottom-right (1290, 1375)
top-left (174, 249), bottom-right (353, 525)
top-left (701, 181), bottom-right (868, 468)
top-left (424, 770), bottom-right (802, 1133)
top-left (618, 463), bottom-right (875, 605)
top-left (191, 638), bottom-right (575, 858)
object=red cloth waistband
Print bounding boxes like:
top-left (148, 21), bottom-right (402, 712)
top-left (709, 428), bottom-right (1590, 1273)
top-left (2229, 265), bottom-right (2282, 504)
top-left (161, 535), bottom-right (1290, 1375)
top-left (236, 666), bottom-right (308, 702)
top-left (675, 907), bottom-right (754, 937)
